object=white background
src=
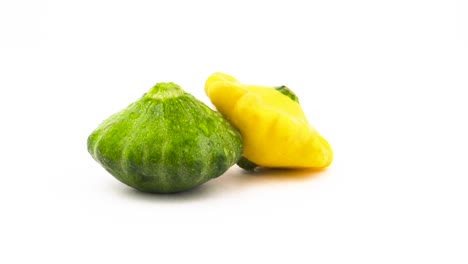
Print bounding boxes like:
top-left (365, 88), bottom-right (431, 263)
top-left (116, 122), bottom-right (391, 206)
top-left (1, 0), bottom-right (467, 263)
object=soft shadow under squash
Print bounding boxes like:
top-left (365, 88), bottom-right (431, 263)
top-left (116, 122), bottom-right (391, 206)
top-left (240, 166), bottom-right (327, 181)
top-left (115, 166), bottom-right (328, 200)
top-left (117, 182), bottom-right (217, 202)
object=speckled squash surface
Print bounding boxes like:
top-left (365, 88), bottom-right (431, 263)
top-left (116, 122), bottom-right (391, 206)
top-left (87, 82), bottom-right (242, 193)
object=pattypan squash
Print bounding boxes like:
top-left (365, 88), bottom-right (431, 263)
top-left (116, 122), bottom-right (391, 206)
top-left (205, 72), bottom-right (332, 170)
top-left (88, 82), bottom-right (243, 193)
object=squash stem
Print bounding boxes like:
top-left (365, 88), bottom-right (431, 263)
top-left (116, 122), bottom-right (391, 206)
top-left (147, 82), bottom-right (185, 99)
top-left (237, 156), bottom-right (259, 171)
top-left (275, 86), bottom-right (299, 103)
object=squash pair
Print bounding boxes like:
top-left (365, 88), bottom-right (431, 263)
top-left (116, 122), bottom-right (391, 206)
top-left (87, 73), bottom-right (332, 193)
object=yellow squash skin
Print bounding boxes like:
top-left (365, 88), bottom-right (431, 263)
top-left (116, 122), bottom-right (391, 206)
top-left (205, 72), bottom-right (333, 169)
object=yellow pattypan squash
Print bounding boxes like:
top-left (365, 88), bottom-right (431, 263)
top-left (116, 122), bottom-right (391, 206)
top-left (205, 72), bottom-right (333, 170)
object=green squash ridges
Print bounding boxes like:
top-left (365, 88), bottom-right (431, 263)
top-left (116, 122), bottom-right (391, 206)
top-left (87, 82), bottom-right (243, 193)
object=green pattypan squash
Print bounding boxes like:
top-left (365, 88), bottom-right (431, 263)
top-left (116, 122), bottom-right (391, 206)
top-left (87, 82), bottom-right (243, 193)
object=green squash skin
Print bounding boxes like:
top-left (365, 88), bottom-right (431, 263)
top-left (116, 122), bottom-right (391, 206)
top-left (87, 83), bottom-right (243, 193)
